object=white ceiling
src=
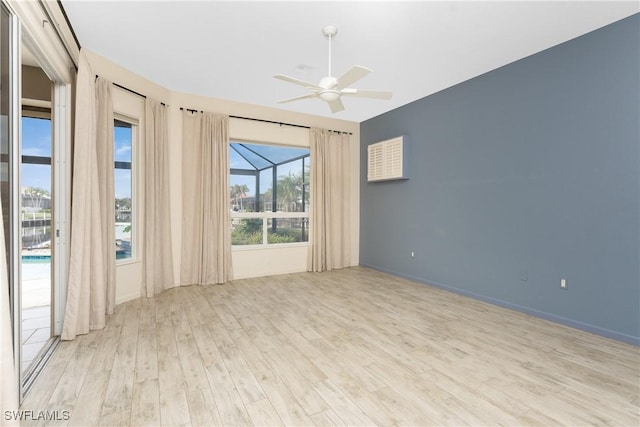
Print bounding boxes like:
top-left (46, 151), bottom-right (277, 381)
top-left (60, 1), bottom-right (638, 123)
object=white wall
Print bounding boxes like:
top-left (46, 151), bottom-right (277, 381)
top-left (84, 50), bottom-right (360, 304)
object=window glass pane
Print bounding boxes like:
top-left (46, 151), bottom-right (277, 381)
top-left (22, 117), bottom-right (52, 157)
top-left (303, 158), bottom-right (310, 212)
top-left (230, 146), bottom-right (255, 170)
top-left (230, 174), bottom-right (255, 212)
top-left (231, 143), bottom-right (271, 170)
top-left (259, 168), bottom-right (272, 212)
top-left (21, 163), bottom-right (52, 226)
top-left (21, 116), bottom-right (52, 253)
top-left (246, 143), bottom-right (309, 164)
top-left (114, 121), bottom-right (132, 260)
top-left (21, 114), bottom-right (53, 378)
top-left (267, 218), bottom-right (308, 243)
top-left (231, 218), bottom-right (263, 245)
top-left (276, 159), bottom-right (305, 212)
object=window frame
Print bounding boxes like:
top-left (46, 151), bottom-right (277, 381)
top-left (229, 140), bottom-right (310, 249)
top-left (113, 114), bottom-right (138, 264)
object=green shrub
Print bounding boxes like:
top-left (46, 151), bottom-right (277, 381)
top-left (232, 230), bottom-right (262, 245)
top-left (238, 218), bottom-right (262, 234)
top-left (231, 220), bottom-right (307, 245)
top-left (268, 227), bottom-right (304, 243)
top-left (232, 218), bottom-right (263, 245)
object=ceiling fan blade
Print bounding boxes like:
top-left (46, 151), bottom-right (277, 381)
top-left (335, 65), bottom-right (372, 90)
top-left (277, 93), bottom-right (319, 104)
top-left (328, 98), bottom-right (344, 113)
top-left (341, 88), bottom-right (392, 100)
top-left (273, 74), bottom-right (321, 90)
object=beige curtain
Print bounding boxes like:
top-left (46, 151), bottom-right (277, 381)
top-left (142, 99), bottom-right (175, 296)
top-left (308, 128), bottom-right (351, 271)
top-left (1, 189), bottom-right (18, 425)
top-left (181, 111), bottom-right (232, 285)
top-left (62, 52), bottom-right (115, 340)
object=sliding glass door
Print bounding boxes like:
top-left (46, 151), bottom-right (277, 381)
top-left (1, 0), bottom-right (72, 400)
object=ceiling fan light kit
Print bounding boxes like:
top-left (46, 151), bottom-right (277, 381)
top-left (274, 25), bottom-right (392, 113)
top-left (318, 91), bottom-right (340, 102)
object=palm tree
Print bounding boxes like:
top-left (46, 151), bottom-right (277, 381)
top-left (277, 173), bottom-right (302, 212)
top-left (22, 186), bottom-right (50, 213)
top-left (230, 184), bottom-right (249, 211)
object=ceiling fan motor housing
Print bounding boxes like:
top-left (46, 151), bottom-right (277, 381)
top-left (319, 76), bottom-right (337, 88)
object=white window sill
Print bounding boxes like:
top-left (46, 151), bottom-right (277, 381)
top-left (232, 242), bottom-right (309, 251)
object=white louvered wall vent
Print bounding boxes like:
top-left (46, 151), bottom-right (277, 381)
top-left (367, 136), bottom-right (408, 182)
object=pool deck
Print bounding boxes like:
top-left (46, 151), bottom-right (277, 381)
top-left (21, 259), bottom-right (52, 373)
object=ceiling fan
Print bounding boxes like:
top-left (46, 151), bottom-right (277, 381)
top-left (274, 25), bottom-right (392, 113)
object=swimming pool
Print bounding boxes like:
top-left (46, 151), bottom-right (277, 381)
top-left (21, 255), bottom-right (51, 264)
top-left (22, 252), bottom-right (131, 263)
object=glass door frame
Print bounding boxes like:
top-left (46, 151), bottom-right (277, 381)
top-left (7, 4), bottom-right (22, 402)
top-left (17, 71), bottom-right (71, 400)
top-left (51, 83), bottom-right (70, 339)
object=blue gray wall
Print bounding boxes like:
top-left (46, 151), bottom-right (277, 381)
top-left (360, 14), bottom-right (639, 345)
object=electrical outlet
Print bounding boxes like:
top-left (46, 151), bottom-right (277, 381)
top-left (560, 279), bottom-right (567, 290)
top-left (410, 251), bottom-right (415, 258)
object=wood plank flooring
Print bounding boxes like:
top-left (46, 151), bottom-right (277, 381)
top-left (20, 267), bottom-right (640, 426)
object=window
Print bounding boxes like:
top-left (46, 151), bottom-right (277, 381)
top-left (21, 113), bottom-right (52, 254)
top-left (230, 142), bottom-right (310, 246)
top-left (114, 119), bottom-right (134, 260)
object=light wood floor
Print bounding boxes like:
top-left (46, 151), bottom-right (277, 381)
top-left (21, 267), bottom-right (639, 426)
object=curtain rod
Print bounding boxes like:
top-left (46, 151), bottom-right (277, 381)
top-left (179, 108), bottom-right (352, 135)
top-left (96, 75), bottom-right (166, 106)
top-left (57, 0), bottom-right (82, 53)
top-left (114, 82), bottom-right (146, 99)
